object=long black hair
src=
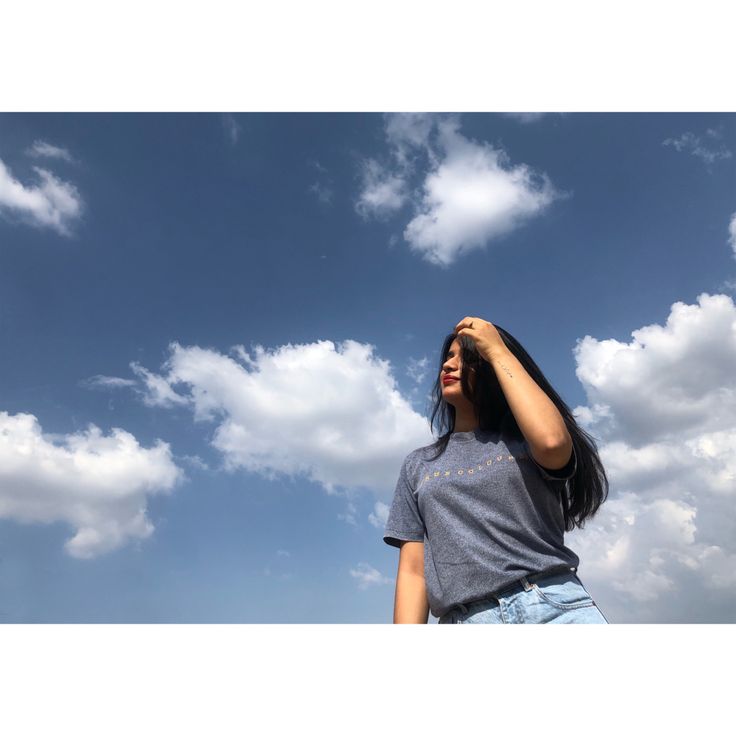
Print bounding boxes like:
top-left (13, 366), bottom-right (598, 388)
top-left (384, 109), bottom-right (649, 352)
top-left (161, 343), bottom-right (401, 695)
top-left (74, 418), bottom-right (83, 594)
top-left (426, 326), bottom-right (608, 531)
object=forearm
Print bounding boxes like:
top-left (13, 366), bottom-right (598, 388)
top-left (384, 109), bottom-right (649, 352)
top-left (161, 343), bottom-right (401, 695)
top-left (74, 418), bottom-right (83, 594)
top-left (393, 570), bottom-right (430, 624)
top-left (484, 346), bottom-right (569, 452)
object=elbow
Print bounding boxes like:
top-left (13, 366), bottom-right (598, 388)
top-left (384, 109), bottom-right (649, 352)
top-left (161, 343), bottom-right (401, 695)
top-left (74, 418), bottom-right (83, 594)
top-left (534, 432), bottom-right (574, 470)
top-left (546, 428), bottom-right (572, 452)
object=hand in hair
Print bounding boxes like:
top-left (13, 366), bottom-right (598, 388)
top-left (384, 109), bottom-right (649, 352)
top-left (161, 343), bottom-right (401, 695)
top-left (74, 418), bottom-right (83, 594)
top-left (454, 316), bottom-right (507, 361)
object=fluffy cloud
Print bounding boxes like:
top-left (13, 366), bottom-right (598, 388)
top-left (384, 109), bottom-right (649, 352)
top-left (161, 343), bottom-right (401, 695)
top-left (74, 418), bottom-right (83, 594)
top-left (356, 113), bottom-right (563, 266)
top-left (567, 292), bottom-right (736, 622)
top-left (133, 339), bottom-right (433, 498)
top-left (0, 411), bottom-right (182, 559)
top-left (0, 158), bottom-right (83, 235)
top-left (728, 212), bottom-right (736, 256)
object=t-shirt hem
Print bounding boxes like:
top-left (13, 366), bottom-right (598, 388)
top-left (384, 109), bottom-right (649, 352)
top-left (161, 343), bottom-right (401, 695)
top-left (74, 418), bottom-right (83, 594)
top-left (437, 562), bottom-right (579, 617)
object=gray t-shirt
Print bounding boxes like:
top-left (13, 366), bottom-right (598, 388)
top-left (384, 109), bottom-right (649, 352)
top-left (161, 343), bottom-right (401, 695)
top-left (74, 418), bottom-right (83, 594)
top-left (383, 425), bottom-right (579, 619)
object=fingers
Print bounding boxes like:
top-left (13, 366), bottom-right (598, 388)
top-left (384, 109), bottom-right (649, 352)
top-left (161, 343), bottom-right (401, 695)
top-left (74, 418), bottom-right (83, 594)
top-left (455, 316), bottom-right (484, 333)
top-left (454, 316), bottom-right (472, 333)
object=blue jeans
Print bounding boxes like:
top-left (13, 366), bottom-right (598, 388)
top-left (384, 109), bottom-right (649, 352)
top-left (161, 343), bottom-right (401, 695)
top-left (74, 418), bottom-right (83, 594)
top-left (437, 570), bottom-right (609, 624)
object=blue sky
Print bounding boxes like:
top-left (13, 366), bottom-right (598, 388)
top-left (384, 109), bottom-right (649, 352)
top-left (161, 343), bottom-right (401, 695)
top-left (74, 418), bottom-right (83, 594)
top-left (1, 112), bottom-right (736, 622)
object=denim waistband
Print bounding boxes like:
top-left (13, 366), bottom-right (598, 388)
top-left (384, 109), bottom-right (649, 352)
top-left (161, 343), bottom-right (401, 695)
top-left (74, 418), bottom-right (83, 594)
top-left (448, 565), bottom-right (578, 616)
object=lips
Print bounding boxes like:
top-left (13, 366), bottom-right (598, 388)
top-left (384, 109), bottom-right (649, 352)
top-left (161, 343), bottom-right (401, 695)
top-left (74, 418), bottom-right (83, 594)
top-left (443, 376), bottom-right (459, 384)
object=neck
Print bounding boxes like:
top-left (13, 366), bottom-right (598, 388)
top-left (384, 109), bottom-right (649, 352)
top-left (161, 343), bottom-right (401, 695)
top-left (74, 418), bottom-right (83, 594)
top-left (452, 406), bottom-right (479, 433)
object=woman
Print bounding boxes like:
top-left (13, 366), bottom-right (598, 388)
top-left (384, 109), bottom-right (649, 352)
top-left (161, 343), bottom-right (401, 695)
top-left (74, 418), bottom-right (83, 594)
top-left (383, 316), bottom-right (610, 624)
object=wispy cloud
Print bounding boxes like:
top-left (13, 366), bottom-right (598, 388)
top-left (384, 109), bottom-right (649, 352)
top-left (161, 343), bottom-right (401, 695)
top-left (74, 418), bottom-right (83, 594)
top-left (368, 501), bottom-right (389, 528)
top-left (79, 375), bottom-right (138, 390)
top-left (356, 113), bottom-right (564, 267)
top-left (80, 366), bottom-right (189, 409)
top-left (308, 180), bottom-right (334, 205)
top-left (308, 158), bottom-right (328, 174)
top-left (406, 355), bottom-right (429, 385)
top-left (0, 159), bottom-right (83, 236)
top-left (349, 562), bottom-right (393, 590)
top-left (179, 454), bottom-right (209, 471)
top-left (662, 128), bottom-right (732, 166)
top-left (337, 499), bottom-right (359, 526)
top-left (130, 361), bottom-right (189, 408)
top-left (25, 140), bottom-right (75, 163)
top-left (307, 159), bottom-right (336, 206)
top-left (355, 158), bottom-right (408, 220)
top-left (0, 411), bottom-right (182, 559)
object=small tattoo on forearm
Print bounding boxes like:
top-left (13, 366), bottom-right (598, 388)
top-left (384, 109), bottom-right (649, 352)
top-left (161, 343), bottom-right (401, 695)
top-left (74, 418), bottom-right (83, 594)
top-left (497, 360), bottom-right (513, 379)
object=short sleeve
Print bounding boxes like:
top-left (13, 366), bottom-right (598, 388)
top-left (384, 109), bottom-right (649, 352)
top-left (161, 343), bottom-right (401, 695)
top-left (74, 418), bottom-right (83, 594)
top-left (383, 454), bottom-right (426, 548)
top-left (524, 441), bottom-right (578, 482)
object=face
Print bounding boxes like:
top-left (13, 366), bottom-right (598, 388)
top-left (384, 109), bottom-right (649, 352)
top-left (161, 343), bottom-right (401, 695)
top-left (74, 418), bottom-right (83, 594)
top-left (440, 338), bottom-right (475, 405)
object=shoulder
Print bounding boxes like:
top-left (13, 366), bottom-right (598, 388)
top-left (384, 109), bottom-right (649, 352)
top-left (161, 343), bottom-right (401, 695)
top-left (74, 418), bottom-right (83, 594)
top-left (399, 441), bottom-right (440, 477)
top-left (407, 439), bottom-right (443, 464)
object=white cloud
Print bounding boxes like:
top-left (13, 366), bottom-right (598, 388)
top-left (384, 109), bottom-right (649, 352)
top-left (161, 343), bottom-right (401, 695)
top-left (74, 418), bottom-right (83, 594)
top-left (179, 454), bottom-right (209, 471)
top-left (368, 500), bottom-right (389, 528)
top-left (356, 113), bottom-right (563, 266)
top-left (355, 158), bottom-right (408, 219)
top-left (130, 361), bottom-right (189, 408)
top-left (662, 130), bottom-right (732, 165)
top-left (404, 117), bottom-right (562, 266)
top-left (26, 140), bottom-right (74, 163)
top-left (384, 112), bottom-right (436, 169)
top-left (0, 159), bottom-right (83, 235)
top-left (134, 339), bottom-right (433, 500)
top-left (567, 292), bottom-right (736, 621)
top-left (349, 562), bottom-right (393, 590)
top-left (0, 411), bottom-right (182, 559)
